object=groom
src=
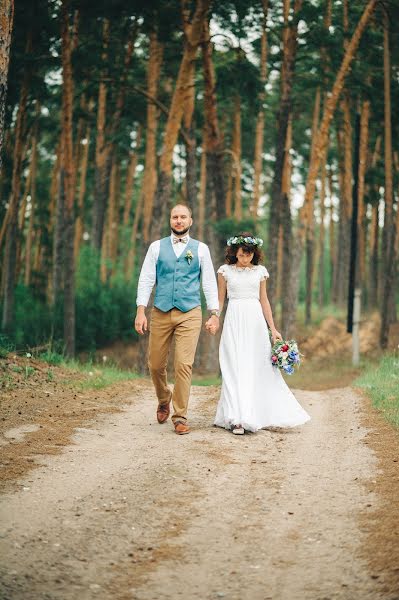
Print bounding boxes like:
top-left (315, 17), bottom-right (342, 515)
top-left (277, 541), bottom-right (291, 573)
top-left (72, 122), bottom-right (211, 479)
top-left (134, 204), bottom-right (220, 434)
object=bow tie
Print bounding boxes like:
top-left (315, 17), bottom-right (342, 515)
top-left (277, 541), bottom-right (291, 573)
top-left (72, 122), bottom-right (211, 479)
top-left (173, 236), bottom-right (188, 244)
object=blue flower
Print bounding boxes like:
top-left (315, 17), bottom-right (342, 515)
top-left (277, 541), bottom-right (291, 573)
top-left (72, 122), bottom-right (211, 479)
top-left (283, 365), bottom-right (294, 375)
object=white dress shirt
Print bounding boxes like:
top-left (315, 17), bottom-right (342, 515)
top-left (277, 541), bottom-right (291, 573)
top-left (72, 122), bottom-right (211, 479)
top-left (136, 233), bottom-right (219, 310)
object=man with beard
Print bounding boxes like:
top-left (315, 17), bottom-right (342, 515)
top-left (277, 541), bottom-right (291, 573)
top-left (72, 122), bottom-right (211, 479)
top-left (135, 204), bottom-right (220, 434)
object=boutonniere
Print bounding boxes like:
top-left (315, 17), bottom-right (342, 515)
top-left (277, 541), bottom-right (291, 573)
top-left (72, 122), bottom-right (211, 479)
top-left (185, 250), bottom-right (193, 265)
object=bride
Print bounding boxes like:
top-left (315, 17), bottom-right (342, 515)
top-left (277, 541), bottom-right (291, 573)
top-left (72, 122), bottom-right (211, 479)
top-left (207, 233), bottom-right (310, 435)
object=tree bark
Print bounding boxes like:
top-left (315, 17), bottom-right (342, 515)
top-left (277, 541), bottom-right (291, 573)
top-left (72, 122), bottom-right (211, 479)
top-left (287, 0), bottom-right (378, 330)
top-left (152, 0), bottom-right (210, 219)
top-left (299, 0), bottom-right (377, 236)
top-left (91, 19), bottom-right (110, 252)
top-left (1, 34), bottom-right (30, 331)
top-left (197, 134), bottom-right (207, 240)
top-left (74, 125), bottom-right (90, 259)
top-left (232, 95), bottom-right (242, 221)
top-left (0, 0), bottom-right (14, 170)
top-left (317, 157), bottom-right (327, 309)
top-left (123, 126), bottom-right (142, 227)
top-left (357, 98), bottom-right (370, 289)
top-left (267, 0), bottom-right (303, 311)
top-left (380, 9), bottom-right (395, 347)
top-left (24, 109), bottom-right (39, 286)
top-left (60, 0), bottom-right (76, 357)
top-left (201, 17), bottom-right (225, 223)
top-left (305, 86), bottom-right (321, 324)
top-left (142, 32), bottom-right (163, 242)
top-left (252, 0), bottom-right (268, 217)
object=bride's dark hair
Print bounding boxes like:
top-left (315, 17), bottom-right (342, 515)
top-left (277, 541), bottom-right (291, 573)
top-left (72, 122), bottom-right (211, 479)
top-left (225, 232), bottom-right (263, 265)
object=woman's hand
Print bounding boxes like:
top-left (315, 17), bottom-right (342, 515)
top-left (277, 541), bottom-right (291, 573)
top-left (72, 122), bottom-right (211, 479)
top-left (271, 329), bottom-right (283, 344)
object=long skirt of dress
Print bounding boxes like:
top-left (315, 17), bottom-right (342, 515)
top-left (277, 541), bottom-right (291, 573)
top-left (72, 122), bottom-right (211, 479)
top-left (214, 298), bottom-right (311, 432)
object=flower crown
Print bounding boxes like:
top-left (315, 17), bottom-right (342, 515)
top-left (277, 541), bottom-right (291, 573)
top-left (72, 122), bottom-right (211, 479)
top-left (226, 235), bottom-right (263, 248)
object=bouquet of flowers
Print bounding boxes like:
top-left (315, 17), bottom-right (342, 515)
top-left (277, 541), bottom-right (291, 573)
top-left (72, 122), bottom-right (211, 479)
top-left (270, 339), bottom-right (301, 375)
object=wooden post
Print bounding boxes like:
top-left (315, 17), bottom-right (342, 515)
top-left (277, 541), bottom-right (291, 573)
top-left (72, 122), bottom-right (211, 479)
top-left (352, 288), bottom-right (361, 366)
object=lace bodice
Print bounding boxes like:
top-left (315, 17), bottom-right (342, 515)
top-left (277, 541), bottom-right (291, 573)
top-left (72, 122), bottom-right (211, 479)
top-left (217, 264), bottom-right (269, 300)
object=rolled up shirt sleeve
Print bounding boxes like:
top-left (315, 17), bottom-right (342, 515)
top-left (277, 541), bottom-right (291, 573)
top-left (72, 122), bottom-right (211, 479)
top-left (199, 242), bottom-right (219, 310)
top-left (136, 241), bottom-right (159, 307)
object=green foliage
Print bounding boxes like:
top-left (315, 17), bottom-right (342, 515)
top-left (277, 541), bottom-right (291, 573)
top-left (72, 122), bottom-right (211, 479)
top-left (2, 246), bottom-right (138, 353)
top-left (355, 354), bottom-right (399, 428)
top-left (75, 246), bottom-right (137, 351)
top-left (0, 334), bottom-right (14, 358)
top-left (212, 217), bottom-right (259, 241)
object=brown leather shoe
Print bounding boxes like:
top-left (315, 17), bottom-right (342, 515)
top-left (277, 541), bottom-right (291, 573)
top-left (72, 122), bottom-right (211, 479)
top-left (156, 402), bottom-right (170, 424)
top-left (174, 421), bottom-right (191, 435)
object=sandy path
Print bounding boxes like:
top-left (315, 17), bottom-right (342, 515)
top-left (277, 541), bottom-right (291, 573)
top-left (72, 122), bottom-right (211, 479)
top-left (0, 384), bottom-right (392, 600)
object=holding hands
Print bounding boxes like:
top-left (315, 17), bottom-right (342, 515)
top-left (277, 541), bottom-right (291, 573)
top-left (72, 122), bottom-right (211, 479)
top-left (205, 314), bottom-right (220, 336)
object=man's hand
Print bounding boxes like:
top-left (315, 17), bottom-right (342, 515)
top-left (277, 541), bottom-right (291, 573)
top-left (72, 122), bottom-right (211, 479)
top-left (205, 315), bottom-right (219, 336)
top-left (134, 306), bottom-right (148, 335)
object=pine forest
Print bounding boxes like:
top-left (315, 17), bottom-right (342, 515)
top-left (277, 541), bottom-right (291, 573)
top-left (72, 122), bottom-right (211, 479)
top-left (1, 0), bottom-right (398, 364)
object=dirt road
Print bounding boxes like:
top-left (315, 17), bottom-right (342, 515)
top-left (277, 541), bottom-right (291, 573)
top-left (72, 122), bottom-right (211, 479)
top-left (0, 383), bottom-right (398, 599)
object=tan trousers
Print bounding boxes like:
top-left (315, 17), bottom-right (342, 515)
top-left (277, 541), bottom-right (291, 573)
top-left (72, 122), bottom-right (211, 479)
top-left (148, 306), bottom-right (202, 424)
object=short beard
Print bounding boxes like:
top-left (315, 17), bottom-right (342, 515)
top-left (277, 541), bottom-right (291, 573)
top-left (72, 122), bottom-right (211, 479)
top-left (171, 226), bottom-right (190, 237)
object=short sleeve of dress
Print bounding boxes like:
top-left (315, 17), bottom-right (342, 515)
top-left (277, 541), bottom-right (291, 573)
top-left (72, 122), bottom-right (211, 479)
top-left (217, 264), bottom-right (228, 279)
top-left (259, 265), bottom-right (270, 280)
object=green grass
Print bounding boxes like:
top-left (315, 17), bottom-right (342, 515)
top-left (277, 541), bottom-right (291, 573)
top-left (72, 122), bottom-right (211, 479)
top-left (355, 354), bottom-right (399, 427)
top-left (192, 375), bottom-right (221, 386)
top-left (60, 359), bottom-right (140, 390)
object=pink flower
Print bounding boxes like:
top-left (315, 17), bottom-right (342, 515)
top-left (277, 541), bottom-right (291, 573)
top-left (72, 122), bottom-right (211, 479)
top-left (272, 355), bottom-right (278, 363)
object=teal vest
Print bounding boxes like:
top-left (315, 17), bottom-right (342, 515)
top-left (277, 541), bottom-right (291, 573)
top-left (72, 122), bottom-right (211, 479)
top-left (154, 237), bottom-right (201, 312)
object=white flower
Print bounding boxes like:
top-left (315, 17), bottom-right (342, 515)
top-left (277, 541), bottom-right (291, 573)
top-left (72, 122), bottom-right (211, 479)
top-left (26, 353), bottom-right (32, 358)
top-left (282, 352), bottom-right (288, 359)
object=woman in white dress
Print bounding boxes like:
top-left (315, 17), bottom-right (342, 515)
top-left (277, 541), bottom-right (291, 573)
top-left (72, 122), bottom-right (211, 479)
top-left (210, 234), bottom-right (310, 435)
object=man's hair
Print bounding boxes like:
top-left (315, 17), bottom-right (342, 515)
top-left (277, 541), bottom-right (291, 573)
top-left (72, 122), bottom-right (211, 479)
top-left (170, 203), bottom-right (192, 217)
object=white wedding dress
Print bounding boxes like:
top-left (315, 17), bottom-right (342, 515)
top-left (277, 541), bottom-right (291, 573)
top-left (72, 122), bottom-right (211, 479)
top-left (214, 264), bottom-right (310, 432)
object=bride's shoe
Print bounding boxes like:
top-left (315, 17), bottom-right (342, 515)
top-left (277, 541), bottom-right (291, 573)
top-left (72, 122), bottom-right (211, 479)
top-left (232, 425), bottom-right (245, 435)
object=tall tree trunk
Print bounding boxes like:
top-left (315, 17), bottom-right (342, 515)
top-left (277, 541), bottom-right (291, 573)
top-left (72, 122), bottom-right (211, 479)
top-left (122, 126), bottom-right (142, 227)
top-left (152, 0), bottom-right (210, 237)
top-left (287, 0), bottom-right (378, 331)
top-left (267, 0), bottom-right (303, 311)
top-left (317, 157), bottom-right (327, 308)
top-left (126, 190), bottom-right (144, 281)
top-left (201, 17), bottom-right (225, 226)
top-left (0, 0), bottom-right (14, 169)
top-left (337, 97), bottom-right (352, 305)
top-left (1, 35), bottom-right (30, 331)
top-left (280, 116), bottom-right (293, 334)
top-left (232, 95), bottom-right (242, 221)
top-left (183, 43), bottom-right (197, 209)
top-left (24, 109), bottom-right (39, 286)
top-left (108, 156), bottom-right (120, 277)
top-left (91, 19), bottom-right (110, 252)
top-left (142, 32), bottom-right (163, 242)
top-left (357, 98), bottom-right (370, 289)
top-left (299, 0), bottom-right (377, 233)
top-left (380, 9), bottom-right (395, 347)
top-left (252, 0), bottom-right (269, 217)
top-left (305, 86), bottom-right (321, 324)
top-left (197, 134), bottom-right (207, 240)
top-left (74, 125), bottom-right (90, 259)
top-left (61, 0), bottom-right (76, 357)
